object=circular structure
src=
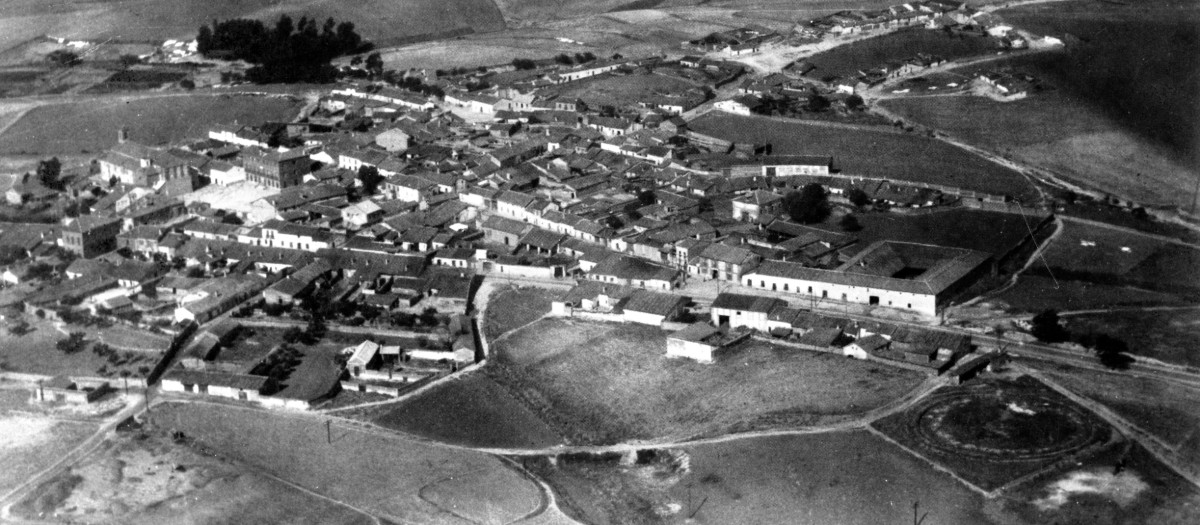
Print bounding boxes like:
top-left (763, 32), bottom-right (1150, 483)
top-left (906, 381), bottom-right (1108, 463)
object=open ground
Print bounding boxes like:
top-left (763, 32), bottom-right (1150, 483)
top-left (0, 314), bottom-right (163, 378)
top-left (476, 318), bottom-right (924, 445)
top-left (0, 389), bottom-right (99, 498)
top-left (147, 401), bottom-right (547, 524)
top-left (12, 429), bottom-right (375, 524)
top-left (0, 93), bottom-right (304, 156)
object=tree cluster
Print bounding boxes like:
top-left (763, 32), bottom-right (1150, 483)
top-left (783, 183), bottom-right (831, 224)
top-left (553, 52), bottom-right (597, 66)
top-left (382, 71), bottom-right (445, 98)
top-left (56, 331), bottom-right (88, 354)
top-left (196, 15), bottom-right (370, 83)
top-left (35, 157), bottom-right (64, 191)
top-left (511, 58), bottom-right (538, 70)
top-left (1030, 309), bottom-right (1134, 369)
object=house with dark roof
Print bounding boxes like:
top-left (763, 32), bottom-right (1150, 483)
top-left (586, 253), bottom-right (683, 290)
top-left (689, 243), bottom-right (761, 283)
top-left (710, 292), bottom-right (787, 331)
top-left (622, 289), bottom-right (688, 326)
top-left (480, 215), bottom-right (532, 247)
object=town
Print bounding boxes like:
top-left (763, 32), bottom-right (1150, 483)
top-left (0, 0), bottom-right (1197, 523)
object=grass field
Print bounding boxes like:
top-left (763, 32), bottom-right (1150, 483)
top-left (487, 318), bottom-right (924, 445)
top-left (148, 402), bottom-right (544, 524)
top-left (816, 208), bottom-right (1042, 259)
top-left (687, 112), bottom-right (1037, 200)
top-left (0, 94), bottom-right (303, 155)
top-left (549, 73), bottom-right (700, 109)
top-left (805, 27), bottom-right (998, 80)
top-left (483, 285), bottom-right (558, 341)
top-left (526, 430), bottom-right (992, 525)
top-left (1061, 309), bottom-right (1200, 368)
top-left (373, 372), bottom-right (564, 448)
top-left (14, 430), bottom-right (375, 524)
top-left (1031, 220), bottom-right (1200, 296)
top-left (994, 276), bottom-right (1191, 313)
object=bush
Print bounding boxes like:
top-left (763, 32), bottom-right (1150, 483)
top-left (56, 331), bottom-right (88, 354)
top-left (1030, 310), bottom-right (1069, 343)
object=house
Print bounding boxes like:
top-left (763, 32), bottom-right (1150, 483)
top-left (714, 95), bottom-right (761, 116)
top-left (375, 128), bottom-right (411, 152)
top-left (433, 247), bottom-right (475, 268)
top-left (710, 292), bottom-right (786, 331)
top-left (98, 137), bottom-right (193, 188)
top-left (689, 243), bottom-right (760, 282)
top-left (32, 376), bottom-right (109, 404)
top-left (723, 155), bottom-right (834, 177)
top-left (342, 200), bottom-right (384, 230)
top-left (208, 159), bottom-right (246, 186)
top-left (731, 190), bottom-right (783, 221)
top-left (665, 324), bottom-right (750, 363)
top-left (345, 340), bottom-right (382, 378)
top-left (161, 370), bottom-right (270, 402)
top-left (622, 289), bottom-right (688, 326)
top-left (585, 253), bottom-right (683, 290)
top-left (480, 215), bottom-right (533, 247)
top-left (60, 216), bottom-right (122, 258)
top-left (242, 147), bottom-right (311, 189)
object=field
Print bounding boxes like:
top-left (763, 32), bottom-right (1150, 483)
top-left (0, 0), bottom-right (505, 55)
top-left (994, 275), bottom-right (1191, 313)
top-left (0, 94), bottom-right (304, 155)
top-left (816, 208), bottom-right (1043, 259)
top-left (147, 401), bottom-right (545, 524)
top-left (486, 318), bottom-right (924, 445)
top-left (805, 27), bottom-right (999, 80)
top-left (12, 430), bottom-right (375, 524)
top-left (549, 73), bottom-right (701, 109)
top-left (372, 373), bottom-right (563, 448)
top-left (1031, 220), bottom-right (1200, 296)
top-left (1060, 309), bottom-right (1200, 368)
top-left (881, 92), bottom-right (1200, 211)
top-left (871, 376), bottom-right (1112, 492)
top-left (525, 430), bottom-right (992, 525)
top-left (482, 285), bottom-right (558, 341)
top-left (686, 112), bottom-right (1037, 200)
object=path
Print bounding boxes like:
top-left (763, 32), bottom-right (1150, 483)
top-left (0, 395), bottom-right (145, 522)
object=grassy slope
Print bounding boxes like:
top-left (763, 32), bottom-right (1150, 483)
top-left (483, 285), bottom-right (557, 341)
top-left (0, 94), bottom-right (303, 155)
top-left (488, 318), bottom-right (923, 445)
top-left (687, 112), bottom-right (1037, 200)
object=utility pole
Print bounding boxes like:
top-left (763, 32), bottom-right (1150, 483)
top-left (326, 420), bottom-right (332, 445)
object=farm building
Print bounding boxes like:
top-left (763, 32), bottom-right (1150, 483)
top-left (32, 376), bottom-right (110, 404)
top-left (740, 241), bottom-right (993, 316)
top-left (710, 292), bottom-right (787, 331)
top-left (722, 155), bottom-right (834, 177)
top-left (161, 370), bottom-right (271, 402)
top-left (622, 289), bottom-right (689, 326)
top-left (844, 333), bottom-right (890, 359)
top-left (666, 324), bottom-right (751, 363)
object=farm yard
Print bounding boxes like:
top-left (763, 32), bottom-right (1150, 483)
top-left (11, 429), bottom-right (375, 525)
top-left (371, 373), bottom-right (564, 448)
top-left (486, 318), bottom-right (925, 445)
top-left (804, 27), bottom-right (1001, 81)
top-left (0, 94), bottom-right (304, 156)
top-left (146, 402), bottom-right (546, 524)
top-left (525, 430), bottom-right (992, 525)
top-left (686, 112), bottom-right (1038, 201)
top-left (871, 376), bottom-right (1112, 492)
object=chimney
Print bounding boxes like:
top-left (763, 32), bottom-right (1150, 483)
top-left (117, 127), bottom-right (129, 144)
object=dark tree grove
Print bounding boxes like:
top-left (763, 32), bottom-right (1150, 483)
top-left (783, 183), bottom-right (831, 224)
top-left (196, 15), bottom-right (371, 83)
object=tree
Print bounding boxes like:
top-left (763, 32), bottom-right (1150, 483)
top-left (357, 165), bottom-right (383, 195)
top-left (839, 214), bottom-right (863, 232)
top-left (806, 94), bottom-right (831, 112)
top-left (37, 157), bottom-right (62, 190)
top-left (1030, 310), bottom-right (1069, 343)
top-left (511, 58), bottom-right (537, 70)
top-left (847, 188), bottom-right (871, 207)
top-left (56, 331), bottom-right (87, 354)
top-left (180, 79), bottom-right (196, 90)
top-left (783, 183), bottom-right (831, 224)
top-left (220, 213), bottom-right (244, 225)
top-left (845, 94), bottom-right (865, 110)
top-left (305, 314), bottom-right (327, 343)
top-left (25, 262), bottom-right (55, 281)
top-left (118, 54), bottom-right (141, 67)
top-left (282, 326), bottom-right (304, 344)
top-left (1093, 334), bottom-right (1134, 370)
top-left (47, 50), bottom-right (81, 67)
top-left (554, 53), bottom-right (574, 65)
top-left (365, 52), bottom-right (384, 76)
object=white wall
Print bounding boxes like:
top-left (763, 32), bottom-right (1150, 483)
top-left (740, 273), bottom-right (938, 316)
